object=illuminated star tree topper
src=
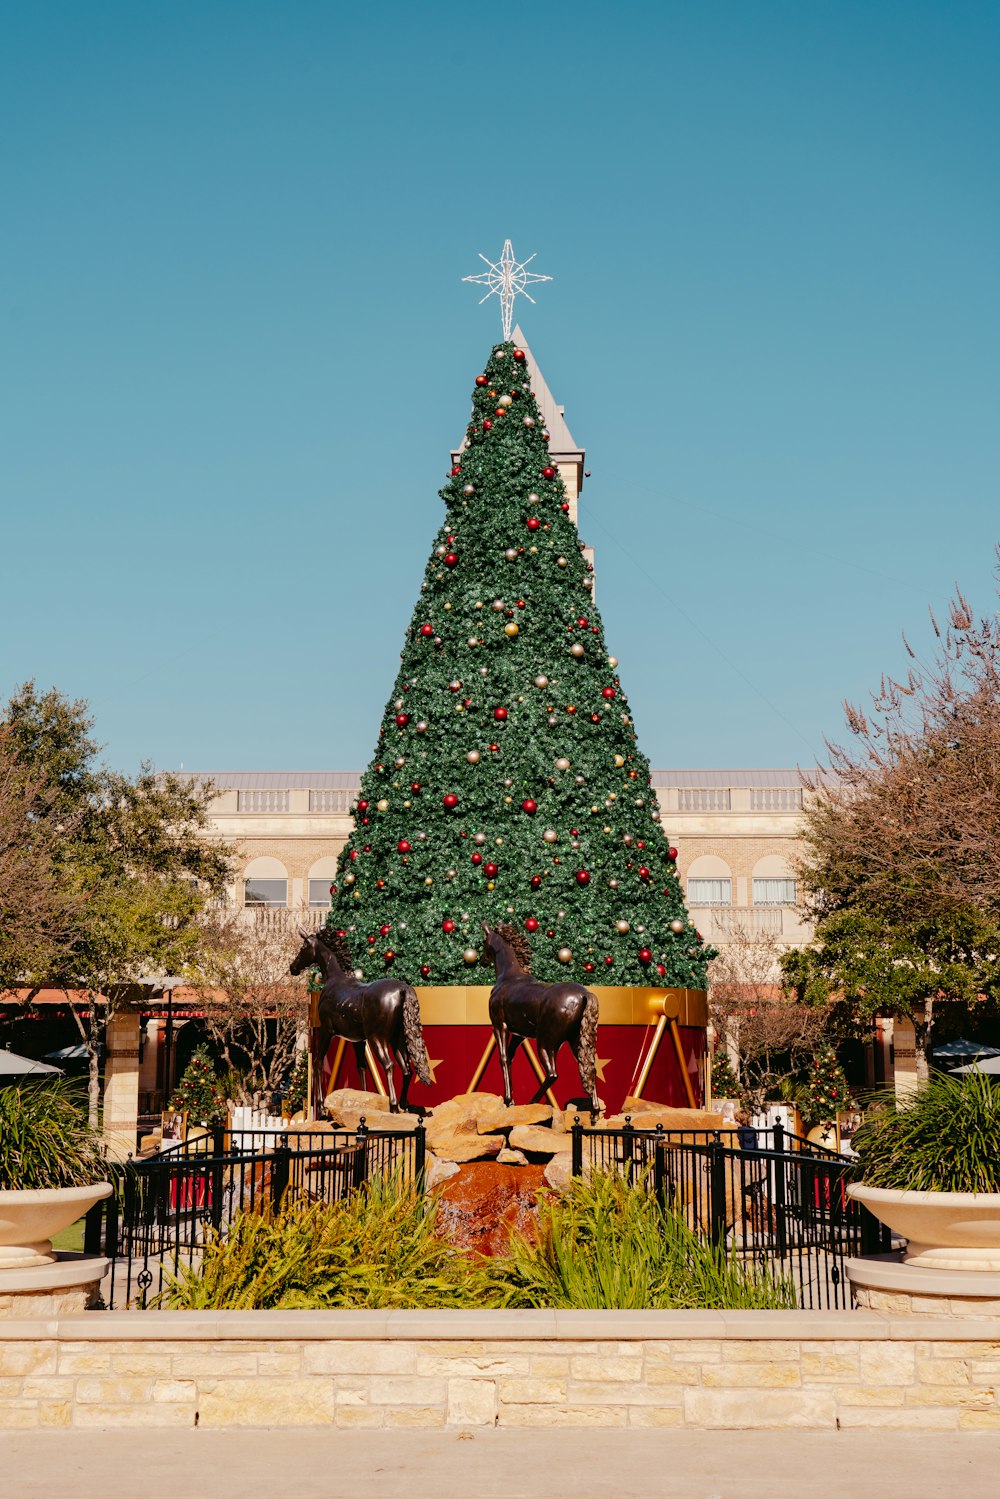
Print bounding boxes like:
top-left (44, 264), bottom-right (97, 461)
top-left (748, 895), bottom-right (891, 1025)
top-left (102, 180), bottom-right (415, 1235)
top-left (462, 240), bottom-right (552, 340)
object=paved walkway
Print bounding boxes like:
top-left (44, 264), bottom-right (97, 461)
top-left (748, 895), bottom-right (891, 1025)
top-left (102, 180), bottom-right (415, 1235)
top-left (2, 1427), bottom-right (997, 1499)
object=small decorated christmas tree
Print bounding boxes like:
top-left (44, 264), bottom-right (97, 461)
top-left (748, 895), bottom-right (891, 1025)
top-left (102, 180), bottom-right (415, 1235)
top-left (710, 1049), bottom-right (742, 1101)
top-left (170, 1045), bottom-right (225, 1124)
top-left (805, 1043), bottom-right (852, 1125)
top-left (328, 338), bottom-right (707, 987)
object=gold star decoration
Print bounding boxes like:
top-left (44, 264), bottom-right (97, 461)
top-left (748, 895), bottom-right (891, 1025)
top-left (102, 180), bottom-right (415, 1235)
top-left (425, 1055), bottom-right (443, 1085)
top-left (594, 1054), bottom-right (612, 1083)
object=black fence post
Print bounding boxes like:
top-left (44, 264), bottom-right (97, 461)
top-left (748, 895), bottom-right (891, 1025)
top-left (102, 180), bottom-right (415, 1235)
top-left (571, 1117), bottom-right (583, 1178)
top-left (707, 1138), bottom-right (727, 1247)
top-left (859, 1201), bottom-right (889, 1257)
top-left (414, 1120), bottom-right (426, 1195)
top-left (270, 1133), bottom-right (291, 1212)
top-left (773, 1119), bottom-right (785, 1157)
top-left (622, 1115), bottom-right (635, 1184)
top-left (653, 1126), bottom-right (666, 1210)
top-left (353, 1117), bottom-right (369, 1191)
top-left (773, 1136), bottom-right (789, 1260)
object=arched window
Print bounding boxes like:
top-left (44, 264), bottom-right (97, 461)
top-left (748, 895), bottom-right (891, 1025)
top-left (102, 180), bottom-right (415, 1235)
top-left (752, 854), bottom-right (797, 906)
top-left (685, 854), bottom-right (733, 907)
top-left (243, 856), bottom-right (288, 909)
top-left (307, 856), bottom-right (339, 909)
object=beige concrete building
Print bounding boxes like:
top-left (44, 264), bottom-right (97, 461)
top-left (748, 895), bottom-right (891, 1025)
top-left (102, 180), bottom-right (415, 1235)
top-left (197, 767), bottom-right (814, 956)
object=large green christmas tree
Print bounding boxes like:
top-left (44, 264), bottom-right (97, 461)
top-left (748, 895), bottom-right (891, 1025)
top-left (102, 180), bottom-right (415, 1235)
top-left (329, 338), bottom-right (707, 988)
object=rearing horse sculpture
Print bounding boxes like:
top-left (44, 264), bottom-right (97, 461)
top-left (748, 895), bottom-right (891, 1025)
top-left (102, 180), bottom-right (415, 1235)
top-left (290, 928), bottom-right (431, 1112)
top-left (482, 924), bottom-right (601, 1113)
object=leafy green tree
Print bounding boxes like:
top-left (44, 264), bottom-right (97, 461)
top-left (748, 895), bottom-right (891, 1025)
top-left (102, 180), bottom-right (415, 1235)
top-left (1, 682), bottom-right (233, 1124)
top-left (329, 341), bottom-right (706, 986)
top-left (783, 566), bottom-right (1000, 1075)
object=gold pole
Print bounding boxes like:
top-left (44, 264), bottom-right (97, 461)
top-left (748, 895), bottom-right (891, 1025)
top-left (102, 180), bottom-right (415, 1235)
top-left (364, 1042), bottom-right (389, 1098)
top-left (522, 1040), bottom-right (560, 1109)
top-left (670, 1018), bottom-right (698, 1109)
top-left (632, 1016), bottom-right (667, 1100)
top-left (327, 1037), bottom-right (347, 1094)
top-left (468, 1034), bottom-right (496, 1092)
top-left (306, 1046), bottom-right (314, 1123)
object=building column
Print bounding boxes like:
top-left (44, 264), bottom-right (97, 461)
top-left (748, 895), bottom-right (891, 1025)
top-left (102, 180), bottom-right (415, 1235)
top-left (103, 1010), bottom-right (141, 1160)
top-left (892, 1016), bottom-right (918, 1101)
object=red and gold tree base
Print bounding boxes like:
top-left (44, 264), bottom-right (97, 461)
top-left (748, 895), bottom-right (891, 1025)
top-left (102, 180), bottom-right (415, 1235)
top-left (313, 987), bottom-right (707, 1114)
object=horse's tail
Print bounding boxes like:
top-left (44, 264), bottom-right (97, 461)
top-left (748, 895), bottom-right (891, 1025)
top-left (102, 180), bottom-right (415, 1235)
top-left (575, 988), bottom-right (599, 1098)
top-left (402, 986), bottom-right (432, 1086)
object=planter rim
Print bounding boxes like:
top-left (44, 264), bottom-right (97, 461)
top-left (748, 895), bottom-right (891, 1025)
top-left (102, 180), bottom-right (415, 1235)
top-left (848, 1183), bottom-right (1000, 1207)
top-left (0, 1181), bottom-right (112, 1203)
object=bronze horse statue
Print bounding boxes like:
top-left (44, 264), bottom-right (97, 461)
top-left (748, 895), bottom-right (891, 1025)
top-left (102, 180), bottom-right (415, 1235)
top-left (290, 928), bottom-right (431, 1112)
top-left (482, 924), bottom-right (601, 1113)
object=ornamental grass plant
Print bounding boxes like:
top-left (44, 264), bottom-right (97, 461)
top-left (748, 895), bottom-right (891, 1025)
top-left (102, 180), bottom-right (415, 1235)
top-left (495, 1172), bottom-right (796, 1311)
top-left (853, 1070), bottom-right (1000, 1193)
top-left (0, 1080), bottom-right (107, 1190)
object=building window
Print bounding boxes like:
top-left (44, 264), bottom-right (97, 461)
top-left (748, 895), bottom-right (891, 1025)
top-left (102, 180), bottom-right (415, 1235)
top-left (243, 878), bottom-right (288, 908)
top-left (308, 878), bottom-right (333, 908)
top-left (687, 878), bottom-right (732, 906)
top-left (753, 878), bottom-right (797, 906)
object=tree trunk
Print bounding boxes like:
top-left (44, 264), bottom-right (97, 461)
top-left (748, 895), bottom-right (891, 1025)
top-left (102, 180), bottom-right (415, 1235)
top-left (912, 997), bottom-right (934, 1084)
top-left (87, 1004), bottom-right (102, 1131)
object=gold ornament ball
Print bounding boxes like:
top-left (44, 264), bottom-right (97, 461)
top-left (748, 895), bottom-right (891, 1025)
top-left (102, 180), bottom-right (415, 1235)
top-left (534, 674), bottom-right (549, 688)
top-left (615, 920), bottom-right (630, 934)
top-left (523, 415), bottom-right (534, 427)
top-left (555, 756), bottom-right (570, 770)
top-left (504, 547), bottom-right (517, 561)
top-left (415, 720), bottom-right (428, 733)
top-left (463, 947), bottom-right (480, 965)
top-left (473, 831), bottom-right (487, 845)
top-left (614, 754), bottom-right (625, 768)
top-left (669, 918), bottom-right (685, 934)
top-left (377, 798), bottom-right (389, 812)
top-left (446, 867), bottom-right (457, 879)
top-left (467, 749), bottom-right (481, 764)
top-left (557, 947), bottom-right (573, 964)
top-left (343, 872), bottom-right (355, 885)
top-left (424, 877), bottom-right (434, 886)
top-left (570, 642), bottom-right (585, 658)
top-left (608, 656), bottom-right (618, 668)
top-left (543, 829), bottom-right (558, 844)
top-left (504, 622), bottom-right (519, 637)
top-left (557, 556), bottom-right (568, 568)
top-left (498, 393), bottom-right (513, 407)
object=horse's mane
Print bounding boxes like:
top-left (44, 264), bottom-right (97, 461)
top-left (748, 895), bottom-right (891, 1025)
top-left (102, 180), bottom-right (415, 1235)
top-left (315, 924), bottom-right (354, 972)
top-left (492, 923), bottom-right (533, 971)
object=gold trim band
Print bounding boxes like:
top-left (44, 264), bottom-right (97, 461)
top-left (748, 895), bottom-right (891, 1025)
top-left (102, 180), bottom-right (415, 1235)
top-left (412, 985), bottom-right (707, 1029)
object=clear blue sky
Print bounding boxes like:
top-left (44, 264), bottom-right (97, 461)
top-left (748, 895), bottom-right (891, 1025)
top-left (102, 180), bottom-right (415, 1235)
top-left (2, 1), bottom-right (997, 774)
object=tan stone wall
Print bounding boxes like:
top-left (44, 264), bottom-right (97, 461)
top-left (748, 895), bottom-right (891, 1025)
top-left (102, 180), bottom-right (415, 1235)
top-left (1, 1310), bottom-right (998, 1431)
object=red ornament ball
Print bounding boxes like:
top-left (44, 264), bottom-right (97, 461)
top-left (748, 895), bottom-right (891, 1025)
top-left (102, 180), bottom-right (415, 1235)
top-left (420, 964), bottom-right (431, 978)
top-left (575, 870), bottom-right (591, 886)
top-left (601, 687), bottom-right (616, 700)
top-left (384, 950), bottom-right (395, 962)
top-left (379, 923), bottom-right (391, 937)
top-left (638, 866), bottom-right (651, 881)
top-left (542, 466), bottom-right (556, 480)
top-left (395, 713), bottom-right (409, 727)
top-left (656, 963), bottom-right (666, 978)
top-left (525, 917), bottom-right (539, 932)
top-left (638, 947), bottom-right (653, 964)
top-left (530, 875), bottom-right (542, 889)
top-left (668, 846), bottom-right (678, 861)
top-left (444, 552), bottom-right (458, 567)
top-left (419, 623), bottom-right (433, 637)
top-left (493, 706), bottom-right (508, 721)
top-left (526, 516), bottom-right (541, 532)
top-left (484, 862), bottom-right (499, 878)
top-left (604, 955), bottom-right (614, 966)
top-left (475, 374), bottom-right (489, 386)
top-left (483, 419), bottom-right (492, 430)
top-left (450, 466), bottom-right (462, 476)
top-left (577, 617), bottom-right (588, 628)
top-left (443, 793), bottom-right (459, 810)
top-left (471, 852), bottom-right (483, 866)
top-left (397, 839), bottom-right (411, 853)
top-left (411, 781), bottom-right (421, 792)
top-left (561, 502), bottom-right (570, 512)
top-left (513, 349), bottom-right (526, 362)
top-left (357, 799), bottom-right (369, 811)
top-left (441, 918), bottom-right (455, 934)
top-left (583, 961), bottom-right (595, 973)
top-left (349, 849), bottom-right (358, 861)
top-left (521, 798), bottom-right (537, 814)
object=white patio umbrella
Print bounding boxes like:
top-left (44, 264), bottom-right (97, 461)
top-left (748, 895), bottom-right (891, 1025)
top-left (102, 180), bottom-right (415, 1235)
top-left (0, 1048), bottom-right (63, 1077)
top-left (951, 1056), bottom-right (1000, 1075)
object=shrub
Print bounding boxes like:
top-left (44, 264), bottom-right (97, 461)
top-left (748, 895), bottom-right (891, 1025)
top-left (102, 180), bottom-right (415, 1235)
top-left (0, 1080), bottom-right (107, 1190)
top-left (492, 1172), bottom-right (796, 1310)
top-left (155, 1174), bottom-right (500, 1310)
top-left (854, 1070), bottom-right (1000, 1193)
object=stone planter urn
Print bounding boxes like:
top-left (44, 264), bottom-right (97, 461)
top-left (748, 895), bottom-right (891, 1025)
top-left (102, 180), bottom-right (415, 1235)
top-left (848, 1183), bottom-right (1000, 1271)
top-left (0, 1183), bottom-right (112, 1271)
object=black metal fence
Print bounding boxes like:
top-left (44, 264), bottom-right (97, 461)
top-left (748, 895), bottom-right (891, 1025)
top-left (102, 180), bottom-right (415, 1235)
top-left (570, 1119), bottom-right (891, 1310)
top-left (85, 1120), bottom-right (425, 1309)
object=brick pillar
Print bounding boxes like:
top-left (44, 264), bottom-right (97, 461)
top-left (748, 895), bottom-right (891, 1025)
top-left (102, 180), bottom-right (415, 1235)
top-left (892, 1017), bottom-right (919, 1102)
top-left (103, 1010), bottom-right (141, 1160)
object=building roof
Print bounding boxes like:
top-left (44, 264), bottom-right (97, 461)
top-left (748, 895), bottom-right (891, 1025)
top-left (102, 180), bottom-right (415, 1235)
top-left (187, 769), bottom-right (805, 790)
